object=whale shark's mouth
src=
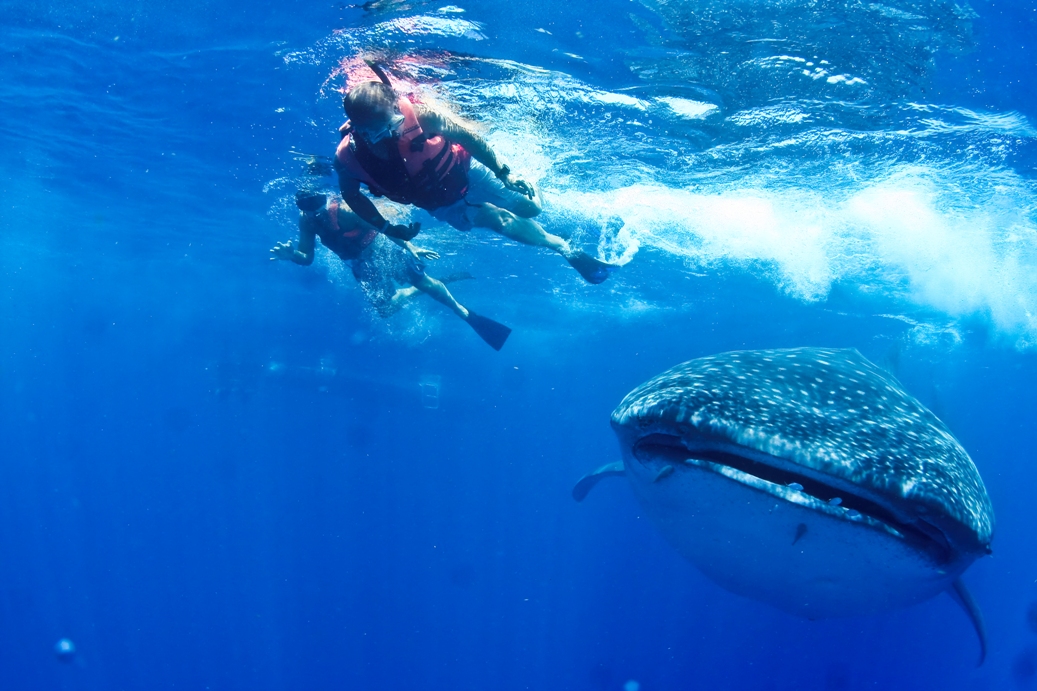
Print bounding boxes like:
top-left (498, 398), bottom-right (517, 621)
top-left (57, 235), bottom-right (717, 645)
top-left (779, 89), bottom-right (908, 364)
top-left (633, 433), bottom-right (955, 565)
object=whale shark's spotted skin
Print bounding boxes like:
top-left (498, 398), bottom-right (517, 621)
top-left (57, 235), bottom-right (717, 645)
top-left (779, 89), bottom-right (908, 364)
top-left (612, 348), bottom-right (993, 550)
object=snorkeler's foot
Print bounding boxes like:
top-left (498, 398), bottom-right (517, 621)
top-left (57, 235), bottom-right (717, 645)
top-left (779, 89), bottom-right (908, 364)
top-left (377, 286), bottom-right (422, 318)
top-left (466, 311), bottom-right (512, 351)
top-left (566, 251), bottom-right (618, 285)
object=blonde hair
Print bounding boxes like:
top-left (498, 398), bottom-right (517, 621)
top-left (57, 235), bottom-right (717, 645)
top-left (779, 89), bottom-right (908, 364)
top-left (342, 81), bottom-right (396, 124)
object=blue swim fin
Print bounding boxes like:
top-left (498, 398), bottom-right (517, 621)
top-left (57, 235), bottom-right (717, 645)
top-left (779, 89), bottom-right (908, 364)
top-left (466, 311), bottom-right (511, 351)
top-left (566, 251), bottom-right (618, 285)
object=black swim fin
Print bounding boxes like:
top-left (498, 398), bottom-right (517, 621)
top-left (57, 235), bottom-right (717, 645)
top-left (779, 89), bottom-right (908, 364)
top-left (566, 251), bottom-right (618, 285)
top-left (466, 311), bottom-right (511, 351)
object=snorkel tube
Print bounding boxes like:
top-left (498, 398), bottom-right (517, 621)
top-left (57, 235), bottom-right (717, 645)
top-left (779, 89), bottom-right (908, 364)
top-left (364, 58), bottom-right (394, 89)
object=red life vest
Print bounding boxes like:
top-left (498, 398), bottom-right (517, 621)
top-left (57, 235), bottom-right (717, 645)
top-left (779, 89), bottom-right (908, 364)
top-left (318, 199), bottom-right (377, 260)
top-left (335, 97), bottom-right (472, 210)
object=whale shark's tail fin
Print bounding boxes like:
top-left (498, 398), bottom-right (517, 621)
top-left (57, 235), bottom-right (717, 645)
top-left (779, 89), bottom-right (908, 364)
top-left (572, 462), bottom-right (626, 502)
top-left (466, 311), bottom-right (511, 351)
top-left (949, 577), bottom-right (987, 666)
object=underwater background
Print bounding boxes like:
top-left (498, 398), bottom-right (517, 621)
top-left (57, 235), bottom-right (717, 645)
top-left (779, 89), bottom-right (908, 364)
top-left (2, 0), bottom-right (1037, 688)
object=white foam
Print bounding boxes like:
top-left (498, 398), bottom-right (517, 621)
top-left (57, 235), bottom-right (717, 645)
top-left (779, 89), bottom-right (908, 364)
top-left (552, 169), bottom-right (1037, 346)
top-left (658, 96), bottom-right (719, 119)
top-left (587, 91), bottom-right (645, 109)
top-left (557, 184), bottom-right (834, 300)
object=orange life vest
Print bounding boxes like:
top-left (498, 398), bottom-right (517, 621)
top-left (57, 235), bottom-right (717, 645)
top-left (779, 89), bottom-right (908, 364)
top-left (335, 98), bottom-right (472, 210)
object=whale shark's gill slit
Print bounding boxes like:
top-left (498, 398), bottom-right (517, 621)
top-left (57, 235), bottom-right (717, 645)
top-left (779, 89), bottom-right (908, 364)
top-left (633, 434), bottom-right (952, 563)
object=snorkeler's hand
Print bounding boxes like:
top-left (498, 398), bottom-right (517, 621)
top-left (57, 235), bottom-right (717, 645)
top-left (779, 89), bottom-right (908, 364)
top-left (269, 241), bottom-right (295, 261)
top-left (384, 222), bottom-right (421, 242)
top-left (501, 173), bottom-right (535, 200)
top-left (412, 247), bottom-right (440, 261)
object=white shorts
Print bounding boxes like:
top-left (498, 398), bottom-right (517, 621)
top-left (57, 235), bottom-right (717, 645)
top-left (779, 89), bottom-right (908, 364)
top-left (426, 164), bottom-right (533, 231)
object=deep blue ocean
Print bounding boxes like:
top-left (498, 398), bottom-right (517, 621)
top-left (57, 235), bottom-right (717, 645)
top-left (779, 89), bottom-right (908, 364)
top-left (2, 0), bottom-right (1037, 689)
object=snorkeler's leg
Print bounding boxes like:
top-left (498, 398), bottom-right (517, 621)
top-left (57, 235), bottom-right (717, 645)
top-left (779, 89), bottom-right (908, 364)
top-left (382, 271), bottom-right (477, 315)
top-left (471, 203), bottom-right (570, 256)
top-left (469, 163), bottom-right (542, 218)
top-left (417, 274), bottom-right (512, 350)
top-left (507, 181), bottom-right (543, 218)
top-left (471, 202), bottom-right (618, 284)
top-left (411, 275), bottom-right (510, 349)
top-left (414, 275), bottom-right (470, 320)
top-left (378, 286), bottom-right (423, 317)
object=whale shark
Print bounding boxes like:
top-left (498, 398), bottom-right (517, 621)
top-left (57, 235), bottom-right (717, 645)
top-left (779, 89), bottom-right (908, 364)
top-left (574, 348), bottom-right (993, 661)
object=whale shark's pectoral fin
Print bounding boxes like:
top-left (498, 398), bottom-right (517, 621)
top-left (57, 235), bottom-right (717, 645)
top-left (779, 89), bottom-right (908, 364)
top-left (948, 577), bottom-right (987, 666)
top-left (572, 462), bottom-right (626, 502)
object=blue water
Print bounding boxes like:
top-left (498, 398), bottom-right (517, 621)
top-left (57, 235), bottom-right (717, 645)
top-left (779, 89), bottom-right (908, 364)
top-left (3, 0), bottom-right (1037, 688)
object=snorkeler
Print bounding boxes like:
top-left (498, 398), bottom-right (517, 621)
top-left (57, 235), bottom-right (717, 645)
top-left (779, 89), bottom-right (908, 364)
top-left (333, 60), bottom-right (618, 285)
top-left (270, 189), bottom-right (512, 351)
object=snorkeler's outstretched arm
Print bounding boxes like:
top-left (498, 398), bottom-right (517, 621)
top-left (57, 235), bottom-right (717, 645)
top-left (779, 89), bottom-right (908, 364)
top-left (405, 242), bottom-right (439, 260)
top-left (415, 106), bottom-right (535, 199)
top-left (380, 232), bottom-right (438, 260)
top-left (339, 175), bottom-right (420, 241)
top-left (270, 214), bottom-right (316, 265)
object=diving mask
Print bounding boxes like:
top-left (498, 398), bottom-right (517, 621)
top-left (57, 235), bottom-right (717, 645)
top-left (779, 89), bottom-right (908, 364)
top-left (359, 113), bottom-right (405, 144)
